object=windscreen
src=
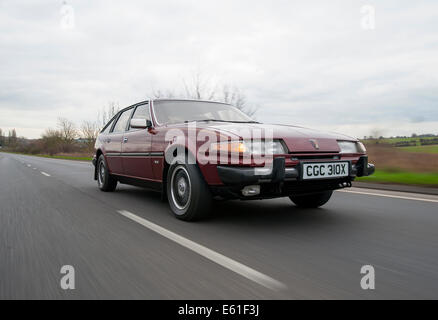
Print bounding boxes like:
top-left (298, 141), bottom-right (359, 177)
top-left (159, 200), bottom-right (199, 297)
top-left (153, 100), bottom-right (254, 125)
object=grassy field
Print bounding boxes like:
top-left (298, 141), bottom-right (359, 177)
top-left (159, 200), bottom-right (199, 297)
top-left (357, 170), bottom-right (438, 186)
top-left (399, 145), bottom-right (438, 154)
top-left (363, 136), bottom-right (438, 145)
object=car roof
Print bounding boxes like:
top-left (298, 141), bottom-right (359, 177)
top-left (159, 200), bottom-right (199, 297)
top-left (117, 98), bottom-right (232, 115)
top-left (152, 98), bottom-right (231, 106)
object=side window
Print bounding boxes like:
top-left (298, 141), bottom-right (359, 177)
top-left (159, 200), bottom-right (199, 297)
top-left (112, 109), bottom-right (132, 133)
top-left (129, 104), bottom-right (150, 130)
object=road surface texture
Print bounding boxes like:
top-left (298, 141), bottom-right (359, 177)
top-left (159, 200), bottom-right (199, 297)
top-left (1, 152), bottom-right (437, 299)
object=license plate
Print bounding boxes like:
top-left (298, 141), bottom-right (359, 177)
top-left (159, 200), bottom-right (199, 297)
top-left (302, 161), bottom-right (349, 180)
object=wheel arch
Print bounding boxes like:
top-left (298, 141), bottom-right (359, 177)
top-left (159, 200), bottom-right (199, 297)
top-left (94, 149), bottom-right (104, 180)
top-left (161, 145), bottom-right (201, 201)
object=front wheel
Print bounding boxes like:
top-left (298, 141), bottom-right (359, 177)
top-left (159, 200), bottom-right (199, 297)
top-left (97, 155), bottom-right (118, 192)
top-left (289, 190), bottom-right (333, 208)
top-left (167, 164), bottom-right (211, 221)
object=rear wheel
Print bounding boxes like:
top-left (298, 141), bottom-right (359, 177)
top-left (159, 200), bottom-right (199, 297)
top-left (97, 155), bottom-right (117, 192)
top-left (289, 191), bottom-right (333, 208)
top-left (167, 163), bottom-right (211, 221)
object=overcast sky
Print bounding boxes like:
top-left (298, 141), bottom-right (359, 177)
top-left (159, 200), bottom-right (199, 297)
top-left (1, 0), bottom-right (437, 139)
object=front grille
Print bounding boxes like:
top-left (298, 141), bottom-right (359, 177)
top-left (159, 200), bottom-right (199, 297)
top-left (290, 154), bottom-right (340, 161)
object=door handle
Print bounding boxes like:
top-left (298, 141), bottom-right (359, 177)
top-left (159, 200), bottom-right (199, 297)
top-left (106, 138), bottom-right (111, 143)
top-left (123, 137), bottom-right (128, 143)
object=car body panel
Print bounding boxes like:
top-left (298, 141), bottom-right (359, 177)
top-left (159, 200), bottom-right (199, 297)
top-left (121, 129), bottom-right (153, 179)
top-left (94, 99), bottom-right (374, 198)
top-left (104, 132), bottom-right (124, 174)
top-left (191, 122), bottom-right (355, 153)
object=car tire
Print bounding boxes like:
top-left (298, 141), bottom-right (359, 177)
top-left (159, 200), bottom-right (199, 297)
top-left (167, 163), bottom-right (211, 221)
top-left (289, 190), bottom-right (333, 208)
top-left (97, 155), bottom-right (117, 192)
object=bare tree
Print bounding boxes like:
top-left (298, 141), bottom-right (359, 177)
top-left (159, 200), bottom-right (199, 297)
top-left (182, 71), bottom-right (216, 101)
top-left (150, 89), bottom-right (176, 99)
top-left (56, 118), bottom-right (77, 153)
top-left (10, 129), bottom-right (17, 147)
top-left (57, 118), bottom-right (77, 143)
top-left (220, 85), bottom-right (257, 117)
top-left (41, 129), bottom-right (63, 155)
top-left (6, 129), bottom-right (18, 147)
top-left (369, 128), bottom-right (384, 142)
top-left (98, 101), bottom-right (120, 127)
top-left (81, 120), bottom-right (99, 151)
top-left (148, 73), bottom-right (258, 117)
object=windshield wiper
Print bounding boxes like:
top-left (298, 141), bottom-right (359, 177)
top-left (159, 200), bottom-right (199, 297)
top-left (184, 119), bottom-right (260, 124)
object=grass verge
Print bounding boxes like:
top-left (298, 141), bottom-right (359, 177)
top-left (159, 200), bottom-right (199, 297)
top-left (0, 151), bottom-right (92, 161)
top-left (357, 169), bottom-right (438, 186)
top-left (37, 154), bottom-right (92, 161)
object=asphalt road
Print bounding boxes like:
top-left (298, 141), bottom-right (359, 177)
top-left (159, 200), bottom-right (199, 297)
top-left (1, 152), bottom-right (438, 299)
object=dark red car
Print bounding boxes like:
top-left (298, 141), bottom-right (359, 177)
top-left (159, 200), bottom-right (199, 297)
top-left (93, 99), bottom-right (375, 221)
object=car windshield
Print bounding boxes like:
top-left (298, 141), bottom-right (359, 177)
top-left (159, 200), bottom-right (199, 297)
top-left (152, 100), bottom-right (256, 125)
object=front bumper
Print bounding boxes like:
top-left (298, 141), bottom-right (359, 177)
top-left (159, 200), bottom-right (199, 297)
top-left (353, 156), bottom-right (375, 177)
top-left (216, 156), bottom-right (375, 185)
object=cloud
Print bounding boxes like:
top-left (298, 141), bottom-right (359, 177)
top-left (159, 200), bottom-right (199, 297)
top-left (0, 0), bottom-right (437, 138)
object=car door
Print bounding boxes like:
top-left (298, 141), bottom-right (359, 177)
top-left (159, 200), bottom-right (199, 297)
top-left (121, 103), bottom-right (154, 179)
top-left (105, 108), bottom-right (133, 175)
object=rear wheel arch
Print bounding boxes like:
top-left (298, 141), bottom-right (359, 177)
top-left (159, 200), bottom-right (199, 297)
top-left (97, 154), bottom-right (117, 192)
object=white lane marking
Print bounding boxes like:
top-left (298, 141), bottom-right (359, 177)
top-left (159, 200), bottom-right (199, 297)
top-left (33, 168), bottom-right (37, 170)
top-left (338, 190), bottom-right (438, 203)
top-left (117, 210), bottom-right (287, 291)
top-left (40, 172), bottom-right (51, 177)
top-left (27, 164), bottom-right (31, 167)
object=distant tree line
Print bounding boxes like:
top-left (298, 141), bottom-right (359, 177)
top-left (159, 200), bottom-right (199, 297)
top-left (364, 133), bottom-right (438, 140)
top-left (0, 128), bottom-right (18, 147)
top-left (0, 102), bottom-right (120, 156)
top-left (0, 119), bottom-right (100, 155)
top-left (1, 77), bottom-right (256, 157)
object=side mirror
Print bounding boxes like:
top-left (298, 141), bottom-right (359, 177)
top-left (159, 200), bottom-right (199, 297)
top-left (130, 118), bottom-right (152, 129)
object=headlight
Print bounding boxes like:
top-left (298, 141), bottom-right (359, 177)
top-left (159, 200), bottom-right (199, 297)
top-left (357, 141), bottom-right (367, 153)
top-left (211, 140), bottom-right (286, 155)
top-left (337, 141), bottom-right (359, 154)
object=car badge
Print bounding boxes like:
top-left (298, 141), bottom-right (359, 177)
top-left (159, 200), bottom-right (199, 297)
top-left (309, 139), bottom-right (320, 150)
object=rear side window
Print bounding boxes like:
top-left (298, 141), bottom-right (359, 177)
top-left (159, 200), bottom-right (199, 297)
top-left (112, 109), bottom-right (132, 133)
top-left (129, 104), bottom-right (150, 130)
